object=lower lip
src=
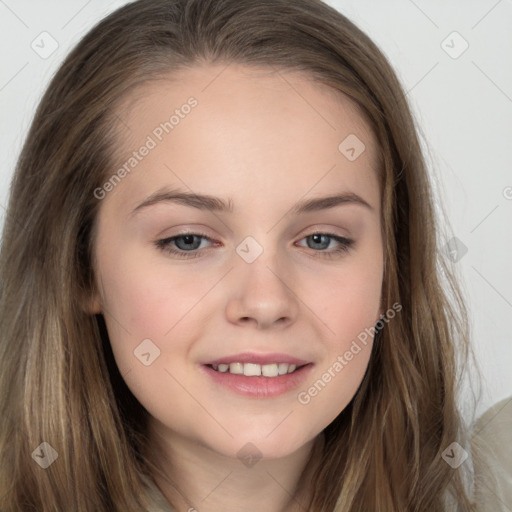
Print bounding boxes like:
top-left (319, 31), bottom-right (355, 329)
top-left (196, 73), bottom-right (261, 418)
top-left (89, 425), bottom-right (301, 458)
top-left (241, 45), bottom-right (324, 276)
top-left (201, 364), bottom-right (314, 398)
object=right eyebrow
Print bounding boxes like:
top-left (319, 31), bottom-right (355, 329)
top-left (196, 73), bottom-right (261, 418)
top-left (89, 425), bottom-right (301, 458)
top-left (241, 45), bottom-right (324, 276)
top-left (130, 189), bottom-right (234, 216)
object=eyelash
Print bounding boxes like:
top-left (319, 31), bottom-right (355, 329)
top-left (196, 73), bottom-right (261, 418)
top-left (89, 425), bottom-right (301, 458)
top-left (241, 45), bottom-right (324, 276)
top-left (155, 231), bottom-right (354, 260)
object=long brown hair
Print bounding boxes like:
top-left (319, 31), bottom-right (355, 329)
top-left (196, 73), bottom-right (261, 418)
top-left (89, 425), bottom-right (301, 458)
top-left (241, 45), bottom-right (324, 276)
top-left (0, 0), bottom-right (481, 510)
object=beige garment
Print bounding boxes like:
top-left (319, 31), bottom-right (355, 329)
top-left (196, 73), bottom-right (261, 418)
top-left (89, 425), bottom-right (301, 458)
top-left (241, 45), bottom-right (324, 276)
top-left (143, 397), bottom-right (512, 511)
top-left (472, 396), bottom-right (512, 511)
top-left (142, 473), bottom-right (176, 512)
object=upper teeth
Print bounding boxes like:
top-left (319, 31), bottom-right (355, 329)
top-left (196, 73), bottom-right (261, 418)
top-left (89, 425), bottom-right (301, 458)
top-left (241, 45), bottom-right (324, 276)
top-left (211, 362), bottom-right (298, 377)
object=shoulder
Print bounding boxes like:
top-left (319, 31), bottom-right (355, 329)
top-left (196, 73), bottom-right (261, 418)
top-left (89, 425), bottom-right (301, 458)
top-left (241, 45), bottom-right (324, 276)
top-left (472, 396), bottom-right (512, 511)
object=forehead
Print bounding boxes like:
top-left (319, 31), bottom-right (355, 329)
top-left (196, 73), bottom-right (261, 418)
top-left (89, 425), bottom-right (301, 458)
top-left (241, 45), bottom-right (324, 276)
top-left (105, 63), bottom-right (381, 213)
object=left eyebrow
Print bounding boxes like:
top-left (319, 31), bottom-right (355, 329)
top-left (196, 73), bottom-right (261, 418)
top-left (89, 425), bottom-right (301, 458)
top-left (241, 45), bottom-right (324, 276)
top-left (291, 192), bottom-right (373, 214)
top-left (129, 188), bottom-right (373, 217)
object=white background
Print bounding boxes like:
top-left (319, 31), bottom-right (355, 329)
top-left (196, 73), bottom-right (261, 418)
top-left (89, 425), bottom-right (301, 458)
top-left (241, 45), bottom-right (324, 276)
top-left (0, 0), bottom-right (511, 418)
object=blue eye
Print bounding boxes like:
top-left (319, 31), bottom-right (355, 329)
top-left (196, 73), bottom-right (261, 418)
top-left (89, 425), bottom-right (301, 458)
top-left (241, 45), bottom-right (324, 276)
top-left (155, 233), bottom-right (213, 259)
top-left (155, 232), bottom-right (354, 259)
top-left (167, 234), bottom-right (205, 251)
top-left (297, 233), bottom-right (354, 258)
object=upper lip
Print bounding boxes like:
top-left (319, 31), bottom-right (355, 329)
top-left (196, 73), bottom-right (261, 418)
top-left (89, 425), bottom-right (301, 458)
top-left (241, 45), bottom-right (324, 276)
top-left (204, 352), bottom-right (311, 366)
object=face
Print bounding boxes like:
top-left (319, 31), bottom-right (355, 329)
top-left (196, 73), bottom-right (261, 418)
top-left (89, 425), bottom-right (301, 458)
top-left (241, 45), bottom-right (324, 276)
top-left (91, 64), bottom-right (384, 461)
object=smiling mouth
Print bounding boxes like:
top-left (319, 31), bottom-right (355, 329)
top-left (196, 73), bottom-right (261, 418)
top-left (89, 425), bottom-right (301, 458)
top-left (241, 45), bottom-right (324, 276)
top-left (206, 362), bottom-right (310, 377)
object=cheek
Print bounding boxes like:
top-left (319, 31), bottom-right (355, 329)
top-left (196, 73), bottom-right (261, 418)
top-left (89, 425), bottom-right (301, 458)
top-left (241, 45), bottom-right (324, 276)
top-left (98, 247), bottom-right (204, 336)
top-left (311, 254), bottom-right (383, 341)
top-left (296, 253), bottom-right (382, 421)
top-left (95, 247), bottom-right (191, 375)
top-left (96, 249), bottom-right (201, 412)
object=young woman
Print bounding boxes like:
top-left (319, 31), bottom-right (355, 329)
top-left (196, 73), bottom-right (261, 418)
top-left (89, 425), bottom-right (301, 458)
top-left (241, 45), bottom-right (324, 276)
top-left (0, 0), bottom-right (505, 510)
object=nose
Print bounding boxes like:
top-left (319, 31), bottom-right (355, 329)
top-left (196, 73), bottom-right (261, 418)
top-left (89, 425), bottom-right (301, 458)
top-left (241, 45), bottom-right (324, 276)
top-left (225, 254), bottom-right (300, 330)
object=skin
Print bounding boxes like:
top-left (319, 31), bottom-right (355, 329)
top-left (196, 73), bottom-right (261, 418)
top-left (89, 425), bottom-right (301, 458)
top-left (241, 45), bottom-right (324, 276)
top-left (91, 64), bottom-right (384, 512)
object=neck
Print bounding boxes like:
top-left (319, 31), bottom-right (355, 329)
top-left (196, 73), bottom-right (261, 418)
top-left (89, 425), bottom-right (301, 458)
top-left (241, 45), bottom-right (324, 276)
top-left (147, 423), bottom-right (325, 512)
